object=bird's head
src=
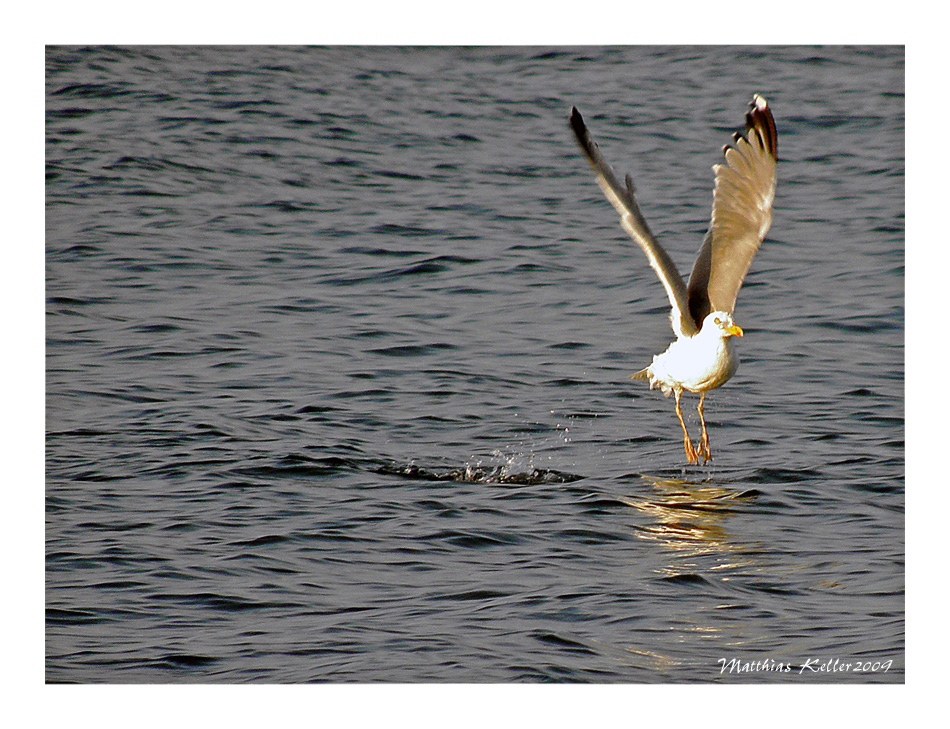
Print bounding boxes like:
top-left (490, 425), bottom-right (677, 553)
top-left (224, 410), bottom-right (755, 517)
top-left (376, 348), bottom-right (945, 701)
top-left (703, 311), bottom-right (744, 338)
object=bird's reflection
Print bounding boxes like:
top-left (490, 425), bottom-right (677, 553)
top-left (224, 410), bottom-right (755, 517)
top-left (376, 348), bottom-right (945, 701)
top-left (619, 475), bottom-right (759, 564)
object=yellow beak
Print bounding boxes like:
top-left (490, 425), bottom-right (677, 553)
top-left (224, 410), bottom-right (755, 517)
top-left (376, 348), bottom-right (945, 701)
top-left (727, 324), bottom-right (744, 337)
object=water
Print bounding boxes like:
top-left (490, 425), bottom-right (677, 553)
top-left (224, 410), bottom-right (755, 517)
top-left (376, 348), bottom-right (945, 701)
top-left (46, 46), bottom-right (904, 683)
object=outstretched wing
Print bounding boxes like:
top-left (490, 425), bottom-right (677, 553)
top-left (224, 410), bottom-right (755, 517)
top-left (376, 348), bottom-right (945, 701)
top-left (570, 107), bottom-right (699, 338)
top-left (687, 94), bottom-right (777, 325)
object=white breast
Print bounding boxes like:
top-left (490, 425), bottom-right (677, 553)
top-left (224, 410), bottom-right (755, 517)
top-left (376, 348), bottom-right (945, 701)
top-left (647, 332), bottom-right (739, 394)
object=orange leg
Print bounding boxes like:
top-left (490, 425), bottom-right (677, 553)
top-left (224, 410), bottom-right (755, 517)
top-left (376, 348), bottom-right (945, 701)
top-left (674, 388), bottom-right (698, 464)
top-left (697, 392), bottom-right (712, 463)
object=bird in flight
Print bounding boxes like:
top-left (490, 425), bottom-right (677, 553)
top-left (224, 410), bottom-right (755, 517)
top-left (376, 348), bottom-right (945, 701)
top-left (569, 95), bottom-right (777, 464)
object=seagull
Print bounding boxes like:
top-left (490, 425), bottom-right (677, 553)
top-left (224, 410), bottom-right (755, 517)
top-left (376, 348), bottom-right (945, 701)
top-left (569, 95), bottom-right (777, 464)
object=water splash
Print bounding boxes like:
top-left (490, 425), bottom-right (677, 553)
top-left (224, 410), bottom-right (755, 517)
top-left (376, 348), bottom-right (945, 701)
top-left (378, 450), bottom-right (583, 485)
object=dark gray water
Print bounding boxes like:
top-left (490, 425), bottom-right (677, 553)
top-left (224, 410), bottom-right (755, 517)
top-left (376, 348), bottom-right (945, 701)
top-left (46, 46), bottom-right (903, 683)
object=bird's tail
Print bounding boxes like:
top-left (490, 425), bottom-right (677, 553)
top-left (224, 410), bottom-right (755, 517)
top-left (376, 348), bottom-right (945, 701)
top-left (630, 367), bottom-right (651, 381)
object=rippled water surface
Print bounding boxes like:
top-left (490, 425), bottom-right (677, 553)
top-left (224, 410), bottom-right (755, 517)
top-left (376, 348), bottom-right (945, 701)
top-left (46, 46), bottom-right (904, 682)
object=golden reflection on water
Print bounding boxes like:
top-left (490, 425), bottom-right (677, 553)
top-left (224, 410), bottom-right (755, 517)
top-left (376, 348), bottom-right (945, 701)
top-left (619, 475), bottom-right (758, 562)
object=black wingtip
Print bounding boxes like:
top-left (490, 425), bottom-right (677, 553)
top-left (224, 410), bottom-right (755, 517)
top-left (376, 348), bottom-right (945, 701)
top-left (721, 94), bottom-right (777, 162)
top-left (746, 94), bottom-right (777, 158)
top-left (569, 106), bottom-right (585, 135)
top-left (569, 106), bottom-right (594, 154)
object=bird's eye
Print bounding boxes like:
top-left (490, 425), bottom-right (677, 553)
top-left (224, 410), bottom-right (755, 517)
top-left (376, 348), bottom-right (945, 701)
top-left (714, 317), bottom-right (721, 326)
